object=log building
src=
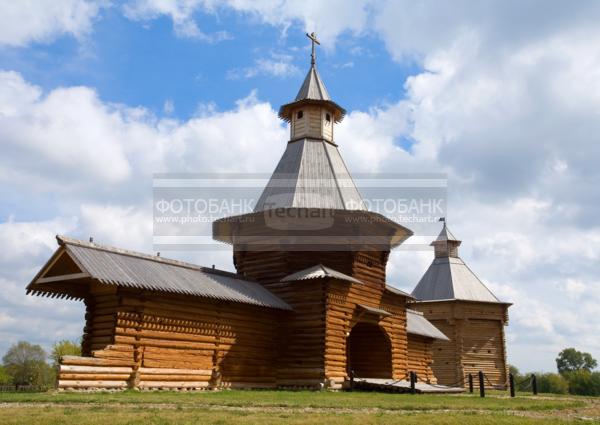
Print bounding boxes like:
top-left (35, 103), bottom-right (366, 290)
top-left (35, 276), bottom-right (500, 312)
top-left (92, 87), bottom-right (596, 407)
top-left (26, 34), bottom-right (507, 391)
top-left (411, 221), bottom-right (511, 388)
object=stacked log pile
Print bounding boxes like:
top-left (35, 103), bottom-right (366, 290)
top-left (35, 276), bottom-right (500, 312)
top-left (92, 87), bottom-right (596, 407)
top-left (58, 356), bottom-right (134, 389)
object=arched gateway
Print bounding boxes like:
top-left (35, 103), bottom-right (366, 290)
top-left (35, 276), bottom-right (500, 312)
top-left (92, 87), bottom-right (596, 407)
top-left (347, 323), bottom-right (392, 379)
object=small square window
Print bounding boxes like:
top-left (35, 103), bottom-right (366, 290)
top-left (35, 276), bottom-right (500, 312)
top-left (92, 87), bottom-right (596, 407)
top-left (297, 111), bottom-right (303, 119)
top-left (325, 113), bottom-right (331, 122)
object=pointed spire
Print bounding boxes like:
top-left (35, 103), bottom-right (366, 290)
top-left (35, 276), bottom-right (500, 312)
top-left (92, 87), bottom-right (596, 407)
top-left (278, 32), bottom-right (346, 123)
top-left (434, 218), bottom-right (459, 243)
top-left (431, 218), bottom-right (461, 258)
top-left (295, 66), bottom-right (331, 102)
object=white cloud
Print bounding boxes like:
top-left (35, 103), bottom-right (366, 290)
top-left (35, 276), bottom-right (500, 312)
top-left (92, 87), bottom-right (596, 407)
top-left (123, 0), bottom-right (231, 41)
top-left (226, 53), bottom-right (301, 80)
top-left (79, 204), bottom-right (153, 251)
top-left (0, 216), bottom-right (78, 267)
top-left (120, 0), bottom-right (372, 45)
top-left (560, 279), bottom-right (587, 300)
top-left (0, 0), bottom-right (104, 47)
top-left (223, 0), bottom-right (372, 46)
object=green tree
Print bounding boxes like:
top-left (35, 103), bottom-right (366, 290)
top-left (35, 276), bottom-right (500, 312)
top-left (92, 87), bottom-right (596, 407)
top-left (50, 340), bottom-right (81, 368)
top-left (2, 341), bottom-right (53, 386)
top-left (556, 348), bottom-right (598, 375)
top-left (537, 373), bottom-right (569, 394)
top-left (0, 365), bottom-right (12, 385)
top-left (567, 370), bottom-right (600, 396)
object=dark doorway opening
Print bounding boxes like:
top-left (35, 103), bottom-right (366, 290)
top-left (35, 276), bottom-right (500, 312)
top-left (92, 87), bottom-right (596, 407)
top-left (347, 322), bottom-right (392, 378)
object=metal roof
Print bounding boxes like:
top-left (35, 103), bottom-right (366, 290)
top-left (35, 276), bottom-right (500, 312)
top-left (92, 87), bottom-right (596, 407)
top-left (406, 309), bottom-right (449, 341)
top-left (385, 285), bottom-right (415, 299)
top-left (28, 236), bottom-right (291, 310)
top-left (281, 264), bottom-right (362, 284)
top-left (411, 257), bottom-right (500, 303)
top-left (357, 304), bottom-right (392, 317)
top-left (254, 138), bottom-right (367, 211)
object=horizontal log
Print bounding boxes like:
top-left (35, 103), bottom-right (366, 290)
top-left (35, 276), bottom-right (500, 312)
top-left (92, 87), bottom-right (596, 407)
top-left (139, 381), bottom-right (210, 388)
top-left (140, 375), bottom-right (212, 382)
top-left (58, 380), bottom-right (128, 388)
top-left (138, 367), bottom-right (212, 375)
top-left (61, 356), bottom-right (135, 367)
top-left (60, 373), bottom-right (131, 381)
top-left (60, 365), bottom-right (133, 373)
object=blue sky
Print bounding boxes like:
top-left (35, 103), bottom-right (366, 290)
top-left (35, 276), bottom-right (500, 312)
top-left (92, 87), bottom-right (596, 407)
top-left (1, 1), bottom-right (600, 373)
top-left (2, 7), bottom-right (415, 121)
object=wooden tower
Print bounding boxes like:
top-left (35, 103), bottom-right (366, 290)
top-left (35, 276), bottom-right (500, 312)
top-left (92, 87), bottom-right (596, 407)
top-left (213, 33), bottom-right (441, 389)
top-left (411, 220), bottom-right (511, 388)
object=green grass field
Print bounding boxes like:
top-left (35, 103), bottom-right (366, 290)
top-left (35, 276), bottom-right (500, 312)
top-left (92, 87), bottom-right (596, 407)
top-left (0, 390), bottom-right (598, 424)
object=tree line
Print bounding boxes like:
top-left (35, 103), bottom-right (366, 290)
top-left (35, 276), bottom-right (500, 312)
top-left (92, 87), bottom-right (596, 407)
top-left (0, 341), bottom-right (80, 387)
top-left (511, 347), bottom-right (600, 396)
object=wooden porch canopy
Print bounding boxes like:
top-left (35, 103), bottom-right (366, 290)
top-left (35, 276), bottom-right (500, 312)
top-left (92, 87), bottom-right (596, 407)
top-left (26, 235), bottom-right (291, 310)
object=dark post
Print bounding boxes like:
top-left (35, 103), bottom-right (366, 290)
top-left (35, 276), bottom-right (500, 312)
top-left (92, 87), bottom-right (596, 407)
top-left (531, 374), bottom-right (538, 395)
top-left (349, 369), bottom-right (355, 391)
top-left (478, 371), bottom-right (485, 398)
top-left (410, 371), bottom-right (416, 394)
top-left (509, 373), bottom-right (515, 397)
top-left (468, 373), bottom-right (473, 393)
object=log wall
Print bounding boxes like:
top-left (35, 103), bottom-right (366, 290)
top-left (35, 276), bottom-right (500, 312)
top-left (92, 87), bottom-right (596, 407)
top-left (414, 300), bottom-right (509, 388)
top-left (235, 248), bottom-right (409, 390)
top-left (58, 284), bottom-right (282, 390)
top-left (264, 279), bottom-right (327, 388)
top-left (407, 334), bottom-right (437, 384)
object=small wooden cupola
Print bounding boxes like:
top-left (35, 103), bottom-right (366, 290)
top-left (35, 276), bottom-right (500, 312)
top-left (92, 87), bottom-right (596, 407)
top-left (278, 32), bottom-right (346, 143)
top-left (431, 218), bottom-right (462, 258)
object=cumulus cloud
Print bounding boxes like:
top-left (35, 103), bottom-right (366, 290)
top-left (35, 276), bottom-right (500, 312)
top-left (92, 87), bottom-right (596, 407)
top-left (123, 0), bottom-right (231, 41)
top-left (226, 53), bottom-right (301, 80)
top-left (120, 0), bottom-right (372, 45)
top-left (0, 0), bottom-right (104, 47)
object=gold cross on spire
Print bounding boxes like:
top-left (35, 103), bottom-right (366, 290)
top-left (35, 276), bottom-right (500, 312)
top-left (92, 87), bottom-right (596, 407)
top-left (306, 32), bottom-right (320, 66)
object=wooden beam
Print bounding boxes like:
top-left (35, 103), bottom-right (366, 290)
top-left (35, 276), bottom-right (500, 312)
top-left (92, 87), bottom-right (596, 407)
top-left (36, 272), bottom-right (90, 284)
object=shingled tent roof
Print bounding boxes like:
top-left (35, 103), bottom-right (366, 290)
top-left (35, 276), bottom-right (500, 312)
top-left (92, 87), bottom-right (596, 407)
top-left (295, 65), bottom-right (331, 102)
top-left (412, 223), bottom-right (507, 304)
top-left (253, 137), bottom-right (367, 211)
top-left (27, 236), bottom-right (291, 310)
top-left (278, 65), bottom-right (346, 122)
top-left (433, 222), bottom-right (459, 243)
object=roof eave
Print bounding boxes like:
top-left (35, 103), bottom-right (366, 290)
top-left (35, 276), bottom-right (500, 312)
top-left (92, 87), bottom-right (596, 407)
top-left (278, 99), bottom-right (346, 123)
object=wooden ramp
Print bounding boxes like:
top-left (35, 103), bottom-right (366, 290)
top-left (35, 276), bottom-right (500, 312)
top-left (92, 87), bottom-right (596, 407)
top-left (354, 378), bottom-right (465, 394)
